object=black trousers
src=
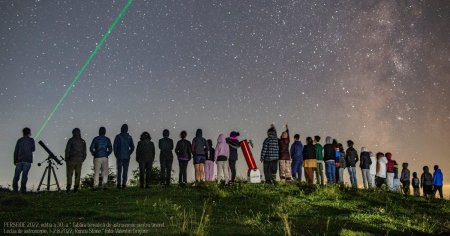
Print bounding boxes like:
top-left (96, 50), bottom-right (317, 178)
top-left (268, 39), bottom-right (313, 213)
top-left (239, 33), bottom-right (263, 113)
top-left (375, 176), bottom-right (386, 188)
top-left (434, 185), bottom-right (443, 199)
top-left (402, 180), bottom-right (410, 195)
top-left (160, 157), bottom-right (173, 185)
top-left (229, 160), bottom-right (237, 182)
top-left (178, 160), bottom-right (188, 184)
top-left (263, 160), bottom-right (278, 182)
top-left (138, 161), bottom-right (152, 188)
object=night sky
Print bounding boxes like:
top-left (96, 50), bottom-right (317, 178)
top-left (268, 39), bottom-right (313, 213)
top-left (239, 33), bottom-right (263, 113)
top-left (1, 0), bottom-right (449, 188)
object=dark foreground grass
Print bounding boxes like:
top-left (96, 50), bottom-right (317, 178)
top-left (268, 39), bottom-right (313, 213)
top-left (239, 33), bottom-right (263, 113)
top-left (1, 182), bottom-right (449, 235)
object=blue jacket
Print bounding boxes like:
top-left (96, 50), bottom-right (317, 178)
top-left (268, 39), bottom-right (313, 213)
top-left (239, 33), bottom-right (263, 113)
top-left (113, 126), bottom-right (135, 160)
top-left (90, 135), bottom-right (112, 158)
top-left (290, 141), bottom-right (303, 161)
top-left (433, 169), bottom-right (443, 186)
top-left (14, 136), bottom-right (35, 164)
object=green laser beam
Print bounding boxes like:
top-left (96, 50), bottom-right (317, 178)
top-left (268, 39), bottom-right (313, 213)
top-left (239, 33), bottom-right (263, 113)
top-left (35, 0), bottom-right (133, 139)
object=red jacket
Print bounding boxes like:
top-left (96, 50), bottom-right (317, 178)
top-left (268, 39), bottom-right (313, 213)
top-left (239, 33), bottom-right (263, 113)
top-left (386, 153), bottom-right (394, 173)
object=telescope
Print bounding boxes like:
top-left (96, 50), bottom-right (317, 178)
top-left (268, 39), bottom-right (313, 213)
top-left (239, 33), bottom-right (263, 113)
top-left (38, 140), bottom-right (64, 166)
top-left (37, 140), bottom-right (64, 191)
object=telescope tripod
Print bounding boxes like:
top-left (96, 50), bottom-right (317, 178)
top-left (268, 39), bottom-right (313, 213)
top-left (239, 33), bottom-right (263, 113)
top-left (37, 158), bottom-right (61, 191)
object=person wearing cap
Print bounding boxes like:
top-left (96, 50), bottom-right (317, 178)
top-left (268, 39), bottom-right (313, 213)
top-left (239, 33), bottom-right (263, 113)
top-left (261, 125), bottom-right (279, 184)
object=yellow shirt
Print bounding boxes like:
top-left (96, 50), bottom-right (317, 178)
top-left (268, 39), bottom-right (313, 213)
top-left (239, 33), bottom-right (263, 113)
top-left (303, 159), bottom-right (317, 168)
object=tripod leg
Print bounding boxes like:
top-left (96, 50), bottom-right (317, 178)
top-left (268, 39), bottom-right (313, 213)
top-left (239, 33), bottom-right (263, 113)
top-left (47, 163), bottom-right (52, 191)
top-left (51, 166), bottom-right (61, 191)
top-left (37, 166), bottom-right (49, 191)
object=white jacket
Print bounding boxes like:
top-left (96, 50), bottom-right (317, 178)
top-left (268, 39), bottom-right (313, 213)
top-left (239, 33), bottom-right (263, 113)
top-left (376, 156), bottom-right (388, 178)
top-left (369, 155), bottom-right (377, 175)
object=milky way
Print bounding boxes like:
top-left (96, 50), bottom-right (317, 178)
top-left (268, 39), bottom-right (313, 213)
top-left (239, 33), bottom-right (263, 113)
top-left (1, 0), bottom-right (449, 187)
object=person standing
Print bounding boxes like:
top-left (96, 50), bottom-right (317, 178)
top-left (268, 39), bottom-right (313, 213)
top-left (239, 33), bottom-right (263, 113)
top-left (337, 143), bottom-right (346, 186)
top-left (302, 137), bottom-right (317, 185)
top-left (290, 134), bottom-right (303, 181)
top-left (159, 129), bottom-right (174, 186)
top-left (89, 127), bottom-right (112, 190)
top-left (369, 151), bottom-right (377, 188)
top-left (175, 131), bottom-right (192, 187)
top-left (433, 165), bottom-right (444, 199)
top-left (113, 124), bottom-right (135, 189)
top-left (278, 125), bottom-right (292, 181)
top-left (323, 136), bottom-right (336, 184)
top-left (226, 131), bottom-right (240, 183)
top-left (393, 161), bottom-right (401, 192)
top-left (192, 129), bottom-right (208, 183)
top-left (205, 139), bottom-right (215, 181)
top-left (136, 132), bottom-right (155, 188)
top-left (13, 127), bottom-right (35, 193)
top-left (359, 147), bottom-right (372, 189)
top-left (333, 139), bottom-right (340, 183)
top-left (400, 162), bottom-right (411, 196)
top-left (412, 172), bottom-right (420, 197)
top-left (385, 152), bottom-right (395, 191)
top-left (215, 134), bottom-right (230, 185)
top-left (421, 166), bottom-right (434, 199)
top-left (345, 140), bottom-right (358, 188)
top-left (375, 153), bottom-right (387, 188)
top-left (261, 125), bottom-right (279, 184)
top-left (314, 136), bottom-right (324, 185)
top-left (65, 128), bottom-right (87, 192)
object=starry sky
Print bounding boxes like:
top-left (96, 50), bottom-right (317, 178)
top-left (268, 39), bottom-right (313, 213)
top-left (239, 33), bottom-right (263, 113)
top-left (1, 0), bottom-right (449, 188)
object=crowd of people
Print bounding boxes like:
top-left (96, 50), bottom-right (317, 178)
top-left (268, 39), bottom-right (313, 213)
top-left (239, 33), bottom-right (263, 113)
top-left (12, 125), bottom-right (445, 199)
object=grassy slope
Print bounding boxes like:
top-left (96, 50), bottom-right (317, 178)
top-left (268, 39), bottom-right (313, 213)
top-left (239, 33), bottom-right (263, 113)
top-left (1, 183), bottom-right (449, 235)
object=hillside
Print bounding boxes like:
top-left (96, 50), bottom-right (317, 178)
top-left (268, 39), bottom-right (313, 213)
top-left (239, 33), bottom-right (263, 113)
top-left (1, 183), bottom-right (449, 235)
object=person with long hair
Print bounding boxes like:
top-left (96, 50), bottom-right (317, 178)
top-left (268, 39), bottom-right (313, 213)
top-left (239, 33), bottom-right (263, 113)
top-left (278, 125), bottom-right (292, 181)
top-left (136, 132), bottom-right (155, 188)
top-left (175, 131), bottom-right (192, 187)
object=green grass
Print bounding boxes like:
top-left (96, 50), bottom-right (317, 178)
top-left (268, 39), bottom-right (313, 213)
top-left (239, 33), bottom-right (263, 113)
top-left (1, 183), bottom-right (449, 235)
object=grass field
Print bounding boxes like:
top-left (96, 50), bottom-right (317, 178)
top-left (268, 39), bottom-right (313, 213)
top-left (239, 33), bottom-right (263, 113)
top-left (1, 182), bottom-right (449, 235)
